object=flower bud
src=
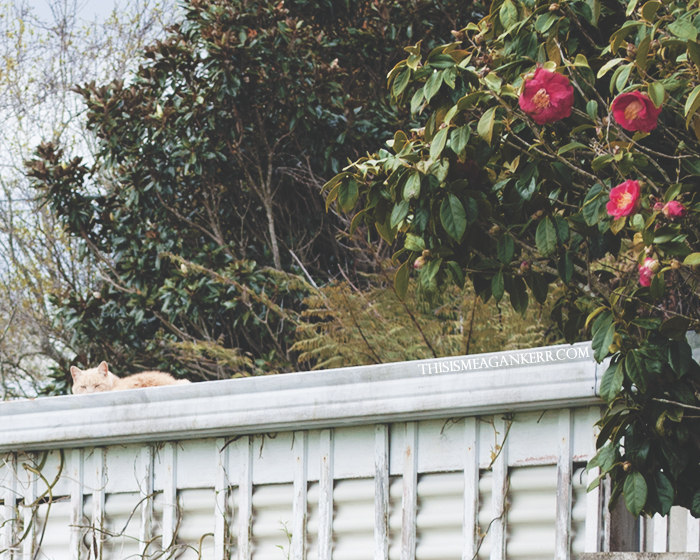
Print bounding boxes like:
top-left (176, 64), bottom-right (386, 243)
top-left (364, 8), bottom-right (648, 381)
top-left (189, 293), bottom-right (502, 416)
top-left (520, 261), bottom-right (531, 272)
top-left (548, 2), bottom-right (559, 10)
top-left (92, 292), bottom-right (101, 300)
top-left (622, 461), bottom-right (632, 472)
top-left (671, 259), bottom-right (681, 270)
top-left (180, 264), bottom-right (188, 274)
top-left (413, 256), bottom-right (426, 270)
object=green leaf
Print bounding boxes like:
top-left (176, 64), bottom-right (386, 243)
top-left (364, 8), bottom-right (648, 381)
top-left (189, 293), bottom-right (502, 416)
top-left (404, 233), bottom-right (425, 252)
top-left (424, 70), bottom-right (443, 103)
top-left (450, 126), bottom-right (470, 156)
top-left (669, 18), bottom-right (698, 41)
top-left (600, 360), bottom-right (623, 402)
top-left (655, 472), bottom-right (674, 516)
top-left (338, 179), bottom-right (359, 212)
top-left (508, 276), bottom-right (529, 315)
top-left (597, 58), bottom-right (625, 79)
top-left (394, 260), bottom-right (410, 300)
top-left (375, 220), bottom-right (397, 244)
top-left (558, 253), bottom-right (573, 284)
top-left (535, 217), bottom-right (557, 257)
top-left (403, 172), bottom-right (422, 200)
top-left (492, 271), bottom-right (505, 301)
top-left (524, 272), bottom-right (549, 304)
top-left (591, 311), bottom-right (615, 362)
top-left (640, 0), bottom-right (661, 21)
top-left (660, 316), bottom-right (692, 341)
top-left (688, 40), bottom-right (700, 67)
top-left (482, 72), bottom-right (502, 94)
top-left (430, 127), bottom-right (449, 161)
top-left (440, 194), bottom-right (467, 242)
top-left (557, 142), bottom-right (589, 156)
top-left (691, 490), bottom-right (700, 518)
top-left (349, 209), bottom-right (367, 236)
top-left (586, 100), bottom-right (598, 121)
top-left (410, 88), bottom-right (425, 114)
top-left (392, 68), bottom-right (411, 98)
top-left (499, 0), bottom-right (518, 29)
top-left (684, 252), bottom-right (700, 265)
top-left (623, 472), bottom-right (648, 517)
top-left (626, 349), bottom-right (648, 392)
top-left (648, 82), bottom-right (665, 108)
top-left (390, 200), bottom-right (410, 229)
top-left (685, 85), bottom-right (700, 126)
top-left (477, 106), bottom-right (498, 146)
top-left (497, 235), bottom-right (514, 264)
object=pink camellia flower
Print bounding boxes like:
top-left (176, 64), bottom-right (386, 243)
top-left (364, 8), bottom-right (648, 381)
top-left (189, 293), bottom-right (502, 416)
top-left (653, 201), bottom-right (665, 212)
top-left (519, 68), bottom-right (575, 124)
top-left (638, 258), bottom-right (659, 287)
top-left (606, 180), bottom-right (641, 218)
top-left (662, 200), bottom-right (686, 219)
top-left (611, 91), bottom-right (662, 133)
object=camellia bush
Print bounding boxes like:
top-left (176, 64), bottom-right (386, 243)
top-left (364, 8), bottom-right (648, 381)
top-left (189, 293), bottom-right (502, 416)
top-left (326, 0), bottom-right (700, 516)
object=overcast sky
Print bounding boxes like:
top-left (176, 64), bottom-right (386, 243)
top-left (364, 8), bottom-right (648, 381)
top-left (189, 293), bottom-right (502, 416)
top-left (23, 0), bottom-right (119, 22)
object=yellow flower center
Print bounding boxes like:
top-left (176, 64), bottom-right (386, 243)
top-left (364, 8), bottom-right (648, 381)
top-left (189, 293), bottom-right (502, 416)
top-left (532, 88), bottom-right (551, 110)
top-left (624, 100), bottom-right (643, 121)
top-left (618, 191), bottom-right (634, 208)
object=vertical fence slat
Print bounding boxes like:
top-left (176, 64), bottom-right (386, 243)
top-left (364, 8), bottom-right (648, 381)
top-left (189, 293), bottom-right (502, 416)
top-left (139, 445), bottom-right (154, 557)
top-left (318, 429), bottom-right (334, 560)
top-left (584, 406), bottom-right (602, 553)
top-left (463, 417), bottom-right (479, 560)
top-left (238, 436), bottom-right (253, 560)
top-left (215, 438), bottom-right (230, 560)
top-left (22, 455), bottom-right (36, 560)
top-left (70, 448), bottom-right (85, 560)
top-left (162, 442), bottom-right (178, 554)
top-left (2, 453), bottom-right (17, 560)
top-left (92, 448), bottom-right (106, 560)
top-left (374, 424), bottom-right (389, 560)
top-left (555, 409), bottom-right (573, 560)
top-left (651, 514), bottom-right (668, 552)
top-left (687, 511), bottom-right (700, 552)
top-left (291, 431), bottom-right (308, 560)
top-left (401, 422), bottom-right (418, 560)
top-left (489, 416), bottom-right (508, 560)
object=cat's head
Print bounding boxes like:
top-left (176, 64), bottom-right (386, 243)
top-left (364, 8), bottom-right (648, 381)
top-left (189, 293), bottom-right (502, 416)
top-left (71, 361), bottom-right (115, 394)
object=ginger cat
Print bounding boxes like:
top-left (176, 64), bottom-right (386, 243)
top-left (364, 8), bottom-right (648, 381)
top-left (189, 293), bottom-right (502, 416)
top-left (71, 361), bottom-right (190, 394)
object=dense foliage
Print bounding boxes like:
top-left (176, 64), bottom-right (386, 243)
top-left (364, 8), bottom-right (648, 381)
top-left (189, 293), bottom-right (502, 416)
top-left (26, 0), bottom-right (482, 387)
top-left (326, 0), bottom-right (700, 516)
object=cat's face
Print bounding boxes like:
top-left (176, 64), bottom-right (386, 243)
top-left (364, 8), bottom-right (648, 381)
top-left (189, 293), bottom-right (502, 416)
top-left (71, 361), bottom-right (115, 394)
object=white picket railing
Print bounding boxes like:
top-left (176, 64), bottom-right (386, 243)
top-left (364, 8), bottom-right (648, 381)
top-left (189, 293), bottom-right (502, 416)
top-left (0, 341), bottom-right (693, 559)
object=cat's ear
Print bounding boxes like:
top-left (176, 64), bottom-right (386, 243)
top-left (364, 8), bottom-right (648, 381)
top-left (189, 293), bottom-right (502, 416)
top-left (70, 366), bottom-right (82, 381)
top-left (97, 361), bottom-right (110, 377)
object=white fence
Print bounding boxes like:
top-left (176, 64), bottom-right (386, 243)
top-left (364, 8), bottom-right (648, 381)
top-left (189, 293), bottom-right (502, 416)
top-left (0, 342), bottom-right (694, 559)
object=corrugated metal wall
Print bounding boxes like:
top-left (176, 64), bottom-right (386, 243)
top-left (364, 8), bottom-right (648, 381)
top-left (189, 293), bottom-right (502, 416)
top-left (0, 408), bottom-right (615, 560)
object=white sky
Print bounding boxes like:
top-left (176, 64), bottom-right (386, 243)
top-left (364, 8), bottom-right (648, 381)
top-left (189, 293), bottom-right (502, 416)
top-left (23, 0), bottom-right (119, 22)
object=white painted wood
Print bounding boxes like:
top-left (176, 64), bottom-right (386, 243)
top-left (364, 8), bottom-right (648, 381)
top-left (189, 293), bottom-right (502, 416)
top-left (291, 431), bottom-right (308, 560)
top-left (555, 409), bottom-right (573, 560)
top-left (584, 407), bottom-right (602, 553)
top-left (686, 511), bottom-right (700, 552)
top-left (652, 514), bottom-right (669, 552)
top-left (374, 424), bottom-right (389, 560)
top-left (237, 436), bottom-right (253, 560)
top-left (602, 477), bottom-right (612, 552)
top-left (91, 448), bottom-right (106, 560)
top-left (489, 416), bottom-right (508, 560)
top-left (318, 429), bottom-right (333, 560)
top-left (2, 453), bottom-right (17, 560)
top-left (0, 342), bottom-right (597, 452)
top-left (22, 455), bottom-right (37, 560)
top-left (401, 422), bottom-right (418, 560)
top-left (215, 438), bottom-right (229, 560)
top-left (463, 417), bottom-right (479, 560)
top-left (161, 442), bottom-right (178, 553)
top-left (138, 445), bottom-right (154, 557)
top-left (69, 448), bottom-right (84, 560)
